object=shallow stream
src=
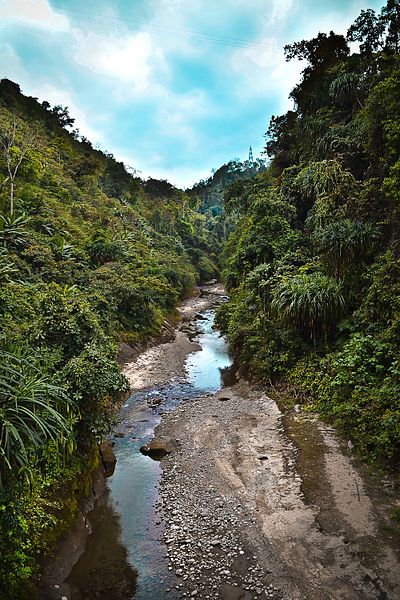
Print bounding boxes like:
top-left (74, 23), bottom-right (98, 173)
top-left (67, 309), bottom-right (232, 600)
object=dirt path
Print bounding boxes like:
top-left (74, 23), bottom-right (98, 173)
top-left (155, 383), bottom-right (400, 600)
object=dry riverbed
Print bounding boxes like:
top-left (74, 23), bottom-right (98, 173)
top-left (123, 287), bottom-right (400, 600)
top-left (43, 283), bottom-right (400, 600)
top-left (156, 384), bottom-right (400, 599)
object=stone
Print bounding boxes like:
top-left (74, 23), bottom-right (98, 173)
top-left (140, 440), bottom-right (174, 460)
top-left (98, 440), bottom-right (117, 477)
top-left (195, 313), bottom-right (207, 320)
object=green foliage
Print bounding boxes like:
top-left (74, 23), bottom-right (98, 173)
top-left (219, 0), bottom-right (400, 464)
top-left (0, 77), bottom-right (217, 596)
top-left (0, 212), bottom-right (30, 248)
top-left (271, 273), bottom-right (345, 343)
top-left (0, 349), bottom-right (75, 489)
top-left (313, 219), bottom-right (379, 277)
top-left (62, 342), bottom-right (129, 439)
top-left (34, 283), bottom-right (105, 357)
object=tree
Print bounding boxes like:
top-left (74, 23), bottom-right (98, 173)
top-left (284, 32), bottom-right (349, 72)
top-left (381, 0), bottom-right (400, 52)
top-left (329, 72), bottom-right (365, 108)
top-left (347, 9), bottom-right (385, 54)
top-left (49, 105), bottom-right (75, 128)
top-left (271, 272), bottom-right (346, 345)
top-left (0, 118), bottom-right (39, 215)
top-left (264, 112), bottom-right (297, 168)
top-left (314, 219), bottom-right (379, 278)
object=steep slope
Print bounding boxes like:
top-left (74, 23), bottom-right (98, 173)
top-left (0, 78), bottom-right (217, 598)
top-left (217, 1), bottom-right (400, 465)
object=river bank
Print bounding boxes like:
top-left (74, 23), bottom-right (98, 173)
top-left (41, 282), bottom-right (400, 600)
top-left (41, 282), bottom-right (228, 600)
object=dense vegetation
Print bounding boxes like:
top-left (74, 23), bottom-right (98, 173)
top-left (190, 157), bottom-right (266, 214)
top-left (218, 1), bottom-right (400, 464)
top-left (0, 79), bottom-right (218, 598)
top-left (1, 1), bottom-right (400, 595)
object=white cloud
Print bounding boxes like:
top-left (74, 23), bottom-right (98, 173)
top-left (29, 83), bottom-right (103, 143)
top-left (72, 29), bottom-right (167, 90)
top-left (112, 147), bottom-right (212, 188)
top-left (231, 37), bottom-right (302, 111)
top-left (145, 164), bottom-right (213, 189)
top-left (0, 42), bottom-right (26, 82)
top-left (270, 0), bottom-right (295, 23)
top-left (0, 0), bottom-right (69, 31)
top-left (242, 36), bottom-right (282, 68)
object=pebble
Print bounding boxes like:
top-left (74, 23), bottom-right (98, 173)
top-left (156, 394), bottom-right (281, 600)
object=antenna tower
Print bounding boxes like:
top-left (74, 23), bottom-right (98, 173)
top-left (248, 145), bottom-right (254, 163)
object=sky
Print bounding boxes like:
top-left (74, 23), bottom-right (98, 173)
top-left (0, 0), bottom-right (383, 188)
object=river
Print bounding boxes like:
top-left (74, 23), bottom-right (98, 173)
top-left (66, 302), bottom-right (232, 599)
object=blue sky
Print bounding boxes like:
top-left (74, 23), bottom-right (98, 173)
top-left (0, 0), bottom-right (383, 188)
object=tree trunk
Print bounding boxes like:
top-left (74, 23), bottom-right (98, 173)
top-left (10, 180), bottom-right (14, 216)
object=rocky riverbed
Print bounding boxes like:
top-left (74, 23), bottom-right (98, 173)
top-left (154, 393), bottom-right (400, 598)
top-left (44, 283), bottom-right (400, 600)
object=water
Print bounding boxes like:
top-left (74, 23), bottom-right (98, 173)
top-left (67, 308), bottom-right (232, 599)
top-left (186, 310), bottom-right (232, 391)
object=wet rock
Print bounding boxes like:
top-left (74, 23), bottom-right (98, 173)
top-left (98, 441), bottom-right (117, 477)
top-left (140, 440), bottom-right (174, 460)
top-left (114, 431), bottom-right (125, 438)
top-left (195, 313), bottom-right (207, 320)
top-left (148, 397), bottom-right (162, 408)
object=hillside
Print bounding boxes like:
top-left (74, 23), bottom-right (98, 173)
top-left (0, 78), bottom-right (218, 597)
top-left (217, 2), bottom-right (400, 464)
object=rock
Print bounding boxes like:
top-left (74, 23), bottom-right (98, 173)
top-left (114, 431), bottom-right (125, 438)
top-left (140, 440), bottom-right (174, 460)
top-left (219, 397), bottom-right (230, 402)
top-left (148, 397), bottom-right (162, 407)
top-left (98, 441), bottom-right (117, 477)
top-left (258, 455), bottom-right (268, 461)
top-left (195, 313), bottom-right (207, 320)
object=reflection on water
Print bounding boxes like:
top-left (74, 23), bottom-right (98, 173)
top-left (67, 307), bottom-right (231, 599)
top-left (67, 493), bottom-right (138, 600)
top-left (185, 310), bottom-right (232, 391)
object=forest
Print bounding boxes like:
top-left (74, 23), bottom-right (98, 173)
top-left (217, 0), bottom-right (400, 463)
top-left (0, 78), bottom-right (223, 597)
top-left (1, 0), bottom-right (400, 597)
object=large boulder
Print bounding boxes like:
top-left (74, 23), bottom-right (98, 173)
top-left (140, 440), bottom-right (174, 460)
